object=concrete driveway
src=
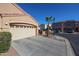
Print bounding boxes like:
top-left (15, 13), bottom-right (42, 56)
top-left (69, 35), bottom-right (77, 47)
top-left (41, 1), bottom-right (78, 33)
top-left (12, 36), bottom-right (66, 56)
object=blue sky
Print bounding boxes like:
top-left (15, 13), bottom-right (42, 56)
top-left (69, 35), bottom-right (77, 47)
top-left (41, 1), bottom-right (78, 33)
top-left (17, 3), bottom-right (79, 24)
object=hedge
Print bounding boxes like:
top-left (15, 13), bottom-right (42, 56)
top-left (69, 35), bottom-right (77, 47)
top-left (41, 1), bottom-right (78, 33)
top-left (0, 32), bottom-right (12, 53)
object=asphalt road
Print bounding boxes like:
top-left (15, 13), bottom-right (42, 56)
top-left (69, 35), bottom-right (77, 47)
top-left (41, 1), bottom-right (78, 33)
top-left (55, 33), bottom-right (79, 56)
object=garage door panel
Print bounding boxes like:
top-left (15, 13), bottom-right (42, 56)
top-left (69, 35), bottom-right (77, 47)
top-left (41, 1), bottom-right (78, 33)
top-left (10, 27), bottom-right (36, 40)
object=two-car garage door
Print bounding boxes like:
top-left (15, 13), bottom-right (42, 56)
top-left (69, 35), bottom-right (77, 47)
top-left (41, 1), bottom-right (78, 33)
top-left (10, 23), bottom-right (36, 40)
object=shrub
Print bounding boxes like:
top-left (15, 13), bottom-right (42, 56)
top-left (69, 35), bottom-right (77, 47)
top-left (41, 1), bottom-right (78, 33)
top-left (0, 32), bottom-right (12, 53)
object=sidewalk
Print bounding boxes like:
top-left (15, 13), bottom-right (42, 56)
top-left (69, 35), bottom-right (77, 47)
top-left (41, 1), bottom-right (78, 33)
top-left (49, 35), bottom-right (75, 56)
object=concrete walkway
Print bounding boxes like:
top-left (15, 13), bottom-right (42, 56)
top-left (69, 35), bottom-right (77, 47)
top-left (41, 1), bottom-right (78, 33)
top-left (12, 35), bottom-right (70, 56)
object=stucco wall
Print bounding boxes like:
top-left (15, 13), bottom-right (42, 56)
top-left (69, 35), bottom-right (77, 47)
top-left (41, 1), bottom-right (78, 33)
top-left (0, 4), bottom-right (24, 14)
top-left (0, 3), bottom-right (38, 40)
top-left (0, 14), bottom-right (38, 32)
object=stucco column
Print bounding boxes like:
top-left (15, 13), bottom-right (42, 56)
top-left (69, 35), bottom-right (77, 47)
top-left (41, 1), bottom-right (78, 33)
top-left (36, 26), bottom-right (38, 35)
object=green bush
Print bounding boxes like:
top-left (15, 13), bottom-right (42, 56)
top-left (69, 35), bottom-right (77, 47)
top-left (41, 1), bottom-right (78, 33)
top-left (0, 32), bottom-right (12, 53)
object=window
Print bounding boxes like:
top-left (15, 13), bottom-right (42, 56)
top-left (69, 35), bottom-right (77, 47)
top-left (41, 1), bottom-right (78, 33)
top-left (20, 25), bottom-right (23, 28)
top-left (24, 26), bottom-right (26, 28)
top-left (75, 23), bottom-right (79, 26)
top-left (26, 26), bottom-right (29, 28)
top-left (16, 25), bottom-right (19, 28)
top-left (32, 26), bottom-right (34, 28)
top-left (29, 26), bottom-right (32, 28)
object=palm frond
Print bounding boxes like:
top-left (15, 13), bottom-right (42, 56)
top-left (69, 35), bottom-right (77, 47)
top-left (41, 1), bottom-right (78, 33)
top-left (45, 16), bottom-right (55, 23)
top-left (45, 17), bottom-right (49, 21)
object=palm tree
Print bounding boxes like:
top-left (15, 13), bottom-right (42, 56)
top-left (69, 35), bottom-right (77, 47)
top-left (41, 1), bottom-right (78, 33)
top-left (45, 16), bottom-right (55, 37)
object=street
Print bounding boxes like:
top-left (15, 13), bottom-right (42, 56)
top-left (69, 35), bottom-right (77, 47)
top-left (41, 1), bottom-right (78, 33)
top-left (55, 33), bottom-right (79, 56)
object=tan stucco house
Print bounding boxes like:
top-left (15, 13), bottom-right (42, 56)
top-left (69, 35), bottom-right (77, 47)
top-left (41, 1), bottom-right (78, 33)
top-left (0, 3), bottom-right (38, 40)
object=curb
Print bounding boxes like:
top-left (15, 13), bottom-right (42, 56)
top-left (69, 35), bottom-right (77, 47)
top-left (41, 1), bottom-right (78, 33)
top-left (54, 35), bottom-right (75, 56)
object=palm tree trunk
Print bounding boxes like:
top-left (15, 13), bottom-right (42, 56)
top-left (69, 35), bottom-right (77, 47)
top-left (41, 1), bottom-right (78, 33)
top-left (47, 23), bottom-right (49, 37)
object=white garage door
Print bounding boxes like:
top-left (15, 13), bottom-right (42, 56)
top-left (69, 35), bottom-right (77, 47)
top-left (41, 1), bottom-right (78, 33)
top-left (10, 24), bottom-right (36, 40)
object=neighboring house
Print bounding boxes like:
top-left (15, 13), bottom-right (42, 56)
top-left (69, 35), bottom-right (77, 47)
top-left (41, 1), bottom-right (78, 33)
top-left (0, 3), bottom-right (38, 40)
top-left (39, 24), bottom-right (52, 30)
top-left (52, 20), bottom-right (79, 33)
top-left (39, 24), bottom-right (47, 30)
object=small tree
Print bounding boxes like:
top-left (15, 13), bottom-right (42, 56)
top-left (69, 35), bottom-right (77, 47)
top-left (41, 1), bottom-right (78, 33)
top-left (45, 16), bottom-right (55, 37)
